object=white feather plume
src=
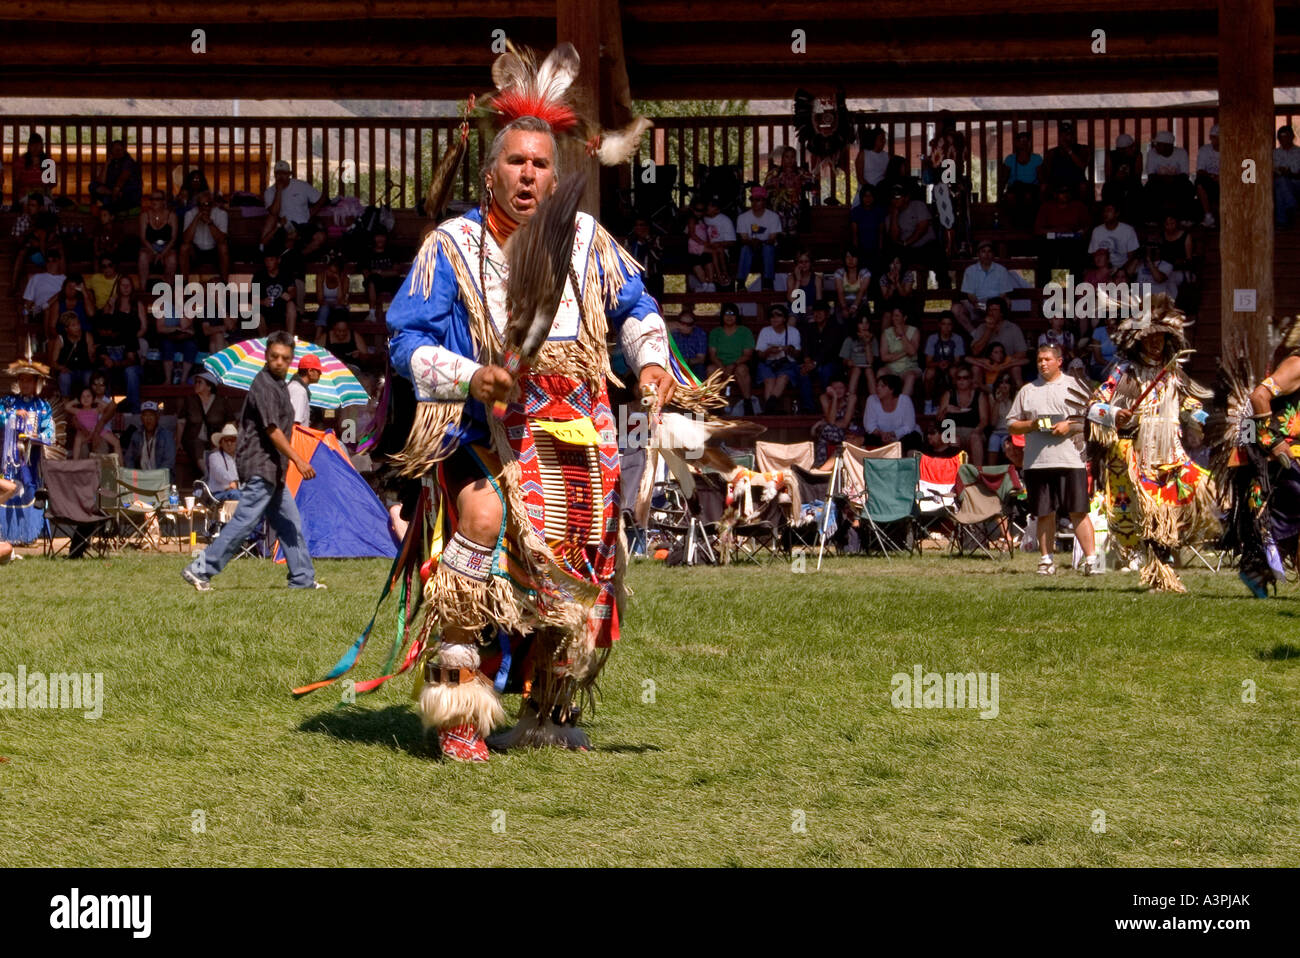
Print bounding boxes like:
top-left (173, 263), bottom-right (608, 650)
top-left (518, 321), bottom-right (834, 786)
top-left (597, 117), bottom-right (653, 166)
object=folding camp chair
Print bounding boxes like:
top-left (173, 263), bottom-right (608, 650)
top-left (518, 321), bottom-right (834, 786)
top-left (949, 463), bottom-right (1020, 558)
top-left (859, 456), bottom-right (921, 559)
top-left (916, 453), bottom-right (966, 544)
top-left (101, 465), bottom-right (171, 551)
top-left (696, 472), bottom-right (785, 564)
top-left (38, 459), bottom-right (111, 558)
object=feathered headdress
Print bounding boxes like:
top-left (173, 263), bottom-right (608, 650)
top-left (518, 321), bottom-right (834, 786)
top-left (1113, 292), bottom-right (1193, 356)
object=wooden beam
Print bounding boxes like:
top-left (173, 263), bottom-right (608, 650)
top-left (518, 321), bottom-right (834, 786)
top-left (556, 0), bottom-right (602, 215)
top-left (1220, 0), bottom-right (1275, 374)
top-left (1, 0), bottom-right (549, 21)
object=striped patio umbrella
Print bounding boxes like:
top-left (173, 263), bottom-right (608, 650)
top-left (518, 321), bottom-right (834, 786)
top-left (203, 337), bottom-right (369, 410)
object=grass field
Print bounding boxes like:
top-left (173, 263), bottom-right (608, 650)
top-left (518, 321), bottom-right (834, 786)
top-left (0, 551), bottom-right (1297, 867)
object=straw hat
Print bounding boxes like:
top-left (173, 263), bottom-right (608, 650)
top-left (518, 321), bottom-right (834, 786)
top-left (212, 423), bottom-right (239, 447)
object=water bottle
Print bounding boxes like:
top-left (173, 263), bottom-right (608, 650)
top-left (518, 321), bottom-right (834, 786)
top-left (169, 484), bottom-right (179, 509)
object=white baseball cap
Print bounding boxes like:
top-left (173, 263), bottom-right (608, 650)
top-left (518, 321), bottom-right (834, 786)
top-left (273, 160), bottom-right (292, 174)
top-left (1115, 133), bottom-right (1134, 148)
top-left (1155, 130), bottom-right (1175, 145)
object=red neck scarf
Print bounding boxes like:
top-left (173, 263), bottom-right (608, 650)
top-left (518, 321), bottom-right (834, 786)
top-left (485, 200), bottom-right (519, 245)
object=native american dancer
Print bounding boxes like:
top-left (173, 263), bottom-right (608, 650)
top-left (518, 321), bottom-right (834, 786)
top-left (1, 360), bottom-right (57, 545)
top-left (296, 43), bottom-right (721, 760)
top-left (1212, 318), bottom-right (1300, 597)
top-left (1085, 295), bottom-right (1216, 593)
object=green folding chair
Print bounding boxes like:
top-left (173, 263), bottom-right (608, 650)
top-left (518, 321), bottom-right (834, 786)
top-left (102, 465), bottom-right (171, 551)
top-left (860, 456), bottom-right (921, 560)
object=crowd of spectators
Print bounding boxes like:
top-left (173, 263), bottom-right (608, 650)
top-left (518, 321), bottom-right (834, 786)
top-left (7, 136), bottom-right (399, 490)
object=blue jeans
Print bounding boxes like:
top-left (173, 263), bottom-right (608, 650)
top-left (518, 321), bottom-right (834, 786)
top-left (1277, 177), bottom-right (1300, 225)
top-left (186, 475), bottom-right (315, 586)
top-left (736, 242), bottom-right (777, 285)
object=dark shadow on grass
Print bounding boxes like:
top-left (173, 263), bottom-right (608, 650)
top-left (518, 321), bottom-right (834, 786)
top-left (597, 743), bottom-right (664, 754)
top-left (1257, 643), bottom-right (1300, 661)
top-left (298, 704), bottom-right (428, 758)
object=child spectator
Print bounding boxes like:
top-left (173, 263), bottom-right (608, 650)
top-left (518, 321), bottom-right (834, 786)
top-left (69, 387), bottom-right (122, 459)
top-left (840, 316), bottom-right (877, 400)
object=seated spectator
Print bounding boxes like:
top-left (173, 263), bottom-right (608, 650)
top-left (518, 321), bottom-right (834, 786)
top-left (1038, 312), bottom-right (1076, 361)
top-left (1195, 124), bottom-right (1220, 228)
top-left (1033, 183), bottom-right (1093, 287)
top-left (1081, 313), bottom-right (1120, 380)
top-left (48, 276), bottom-right (95, 343)
top-left (764, 145), bottom-right (814, 237)
top-left (1157, 213), bottom-right (1197, 308)
top-left (1275, 125), bottom-right (1300, 228)
top-left (735, 187), bottom-right (783, 290)
top-left (839, 316), bottom-right (877, 400)
top-left (884, 182), bottom-right (948, 289)
top-left (755, 304), bottom-right (804, 412)
top-left (1088, 202), bottom-right (1140, 272)
top-left (205, 424), bottom-right (242, 501)
top-left (86, 255), bottom-right (122, 313)
top-left (786, 249), bottom-right (823, 316)
top-left (833, 248), bottom-right (871, 323)
top-left (252, 249), bottom-right (298, 337)
top-left (1083, 247), bottom-right (1116, 288)
top-left (138, 190), bottom-right (179, 294)
top-left (850, 185), bottom-right (886, 273)
top-left (986, 373), bottom-right (1017, 464)
top-left (813, 378), bottom-right (858, 466)
top-left (86, 373), bottom-right (119, 441)
top-left (68, 386), bottom-right (121, 459)
top-left (953, 240), bottom-right (1029, 334)
top-left (969, 297), bottom-right (1028, 385)
top-left (21, 250), bottom-right (66, 345)
top-left (14, 133), bottom-right (52, 207)
top-left (862, 374), bottom-right (922, 453)
top-left (361, 230), bottom-right (401, 321)
top-left (623, 217), bottom-right (663, 298)
top-left (1132, 242), bottom-right (1179, 302)
top-left (1143, 130), bottom-right (1195, 224)
top-left (799, 300), bottom-right (845, 404)
top-left (97, 274), bottom-right (145, 412)
top-left (969, 341), bottom-right (1018, 392)
top-left (936, 363), bottom-right (990, 466)
top-left (684, 204), bottom-right (717, 291)
top-left (1105, 132), bottom-right (1143, 186)
top-left (878, 304), bottom-right (921, 396)
top-left (125, 401), bottom-right (176, 474)
top-left (11, 200), bottom-right (60, 298)
top-left (323, 316), bottom-right (369, 372)
top-left (702, 196), bottom-right (736, 289)
top-left (90, 140), bottom-right (143, 214)
top-left (9, 192), bottom-right (41, 243)
top-left (876, 254), bottom-right (917, 311)
top-left (855, 127), bottom-right (892, 193)
top-left (923, 421), bottom-right (963, 458)
top-left (153, 291), bottom-right (199, 385)
top-left (670, 309), bottom-right (708, 381)
top-left (175, 169), bottom-right (211, 215)
top-left (48, 313), bottom-right (95, 398)
top-left (1101, 154), bottom-right (1143, 229)
top-left (923, 310), bottom-right (966, 404)
top-left (180, 190), bottom-right (230, 282)
top-left (1042, 120), bottom-right (1091, 202)
top-left (312, 252), bottom-right (350, 343)
top-left (91, 207), bottom-right (127, 266)
top-left (1000, 131), bottom-right (1043, 230)
top-left (707, 303), bottom-right (758, 416)
top-left (177, 371), bottom-right (233, 482)
top-left (261, 160), bottom-right (326, 259)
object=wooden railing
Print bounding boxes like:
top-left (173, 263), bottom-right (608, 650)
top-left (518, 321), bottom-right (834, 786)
top-left (3, 105), bottom-right (1297, 210)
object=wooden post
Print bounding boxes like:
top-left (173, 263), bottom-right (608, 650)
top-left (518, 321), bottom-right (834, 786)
top-left (556, 0), bottom-right (602, 216)
top-left (1220, 0), bottom-right (1274, 374)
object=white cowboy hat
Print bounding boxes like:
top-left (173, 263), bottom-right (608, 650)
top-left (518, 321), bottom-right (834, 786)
top-left (212, 423), bottom-right (239, 446)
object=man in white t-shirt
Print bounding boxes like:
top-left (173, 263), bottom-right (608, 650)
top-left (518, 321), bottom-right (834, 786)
top-left (1006, 342), bottom-right (1097, 576)
top-left (262, 160), bottom-right (326, 257)
top-left (734, 187), bottom-right (783, 290)
top-left (1088, 202), bottom-right (1140, 271)
top-left (953, 240), bottom-right (1029, 333)
top-left (22, 250), bottom-right (66, 335)
top-left (1195, 124), bottom-right (1220, 228)
top-left (754, 304), bottom-right (804, 411)
top-left (1143, 130), bottom-right (1194, 223)
top-left (181, 191), bottom-right (231, 281)
top-left (1274, 125), bottom-right (1300, 228)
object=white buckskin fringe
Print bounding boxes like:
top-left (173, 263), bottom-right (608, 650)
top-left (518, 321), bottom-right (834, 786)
top-left (415, 669), bottom-right (507, 734)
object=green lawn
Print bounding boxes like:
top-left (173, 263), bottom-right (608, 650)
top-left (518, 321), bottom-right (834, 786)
top-left (0, 552), bottom-right (1297, 867)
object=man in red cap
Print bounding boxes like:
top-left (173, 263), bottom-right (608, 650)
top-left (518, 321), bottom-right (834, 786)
top-left (287, 352), bottom-right (322, 426)
top-left (735, 186), bottom-right (784, 290)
